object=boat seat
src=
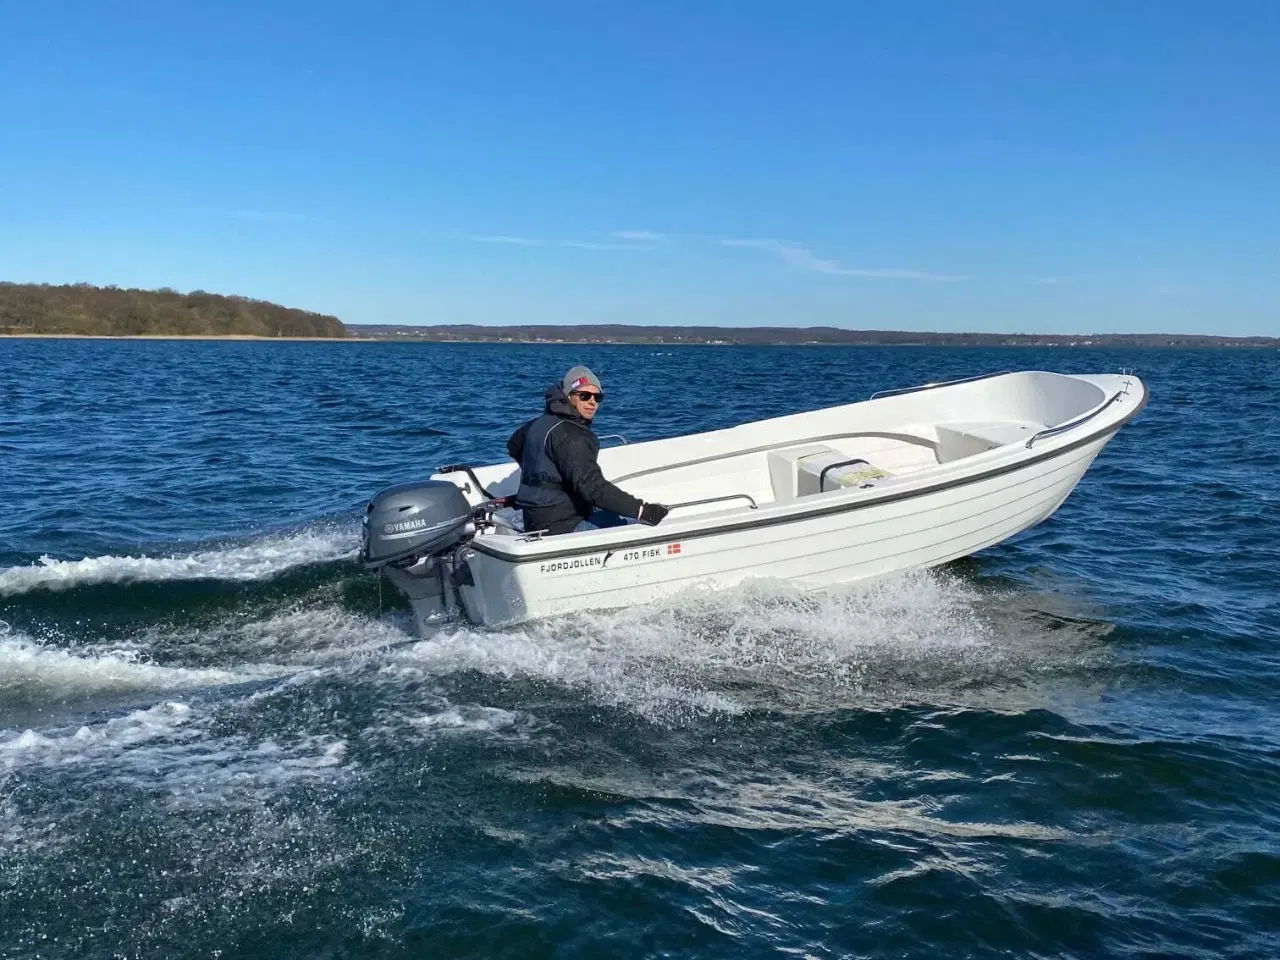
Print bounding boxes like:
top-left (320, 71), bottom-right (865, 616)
top-left (935, 421), bottom-right (1037, 463)
top-left (804, 459), bottom-right (891, 494)
top-left (768, 444), bottom-right (892, 501)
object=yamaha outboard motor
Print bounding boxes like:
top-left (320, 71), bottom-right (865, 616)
top-left (360, 479), bottom-right (479, 631)
top-left (360, 479), bottom-right (474, 569)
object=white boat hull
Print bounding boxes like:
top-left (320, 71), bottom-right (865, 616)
top-left (382, 371), bottom-right (1146, 632)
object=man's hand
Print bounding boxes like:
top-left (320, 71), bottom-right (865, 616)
top-left (637, 502), bottom-right (670, 525)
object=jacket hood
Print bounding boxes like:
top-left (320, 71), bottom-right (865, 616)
top-left (544, 384), bottom-right (589, 425)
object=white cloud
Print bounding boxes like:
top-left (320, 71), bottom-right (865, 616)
top-left (561, 240), bottom-right (645, 250)
top-left (612, 230), bottom-right (665, 241)
top-left (466, 234), bottom-right (653, 251)
top-left (721, 238), bottom-right (961, 281)
top-left (470, 235), bottom-right (542, 246)
top-left (466, 234), bottom-right (656, 251)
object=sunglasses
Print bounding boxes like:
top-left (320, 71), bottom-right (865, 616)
top-left (571, 390), bottom-right (604, 403)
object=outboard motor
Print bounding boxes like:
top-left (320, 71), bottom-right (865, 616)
top-left (360, 479), bottom-right (475, 569)
top-left (360, 479), bottom-right (479, 631)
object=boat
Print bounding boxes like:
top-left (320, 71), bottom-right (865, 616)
top-left (360, 370), bottom-right (1147, 633)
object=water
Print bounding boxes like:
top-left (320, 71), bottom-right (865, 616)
top-left (2, 340), bottom-right (1278, 958)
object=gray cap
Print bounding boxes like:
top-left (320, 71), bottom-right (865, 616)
top-left (562, 365), bottom-right (601, 394)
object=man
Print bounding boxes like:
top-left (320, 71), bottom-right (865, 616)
top-left (507, 365), bottom-right (670, 536)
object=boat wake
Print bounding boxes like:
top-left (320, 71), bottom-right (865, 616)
top-left (0, 561), bottom-right (1125, 829)
top-left (384, 569), bottom-right (1019, 724)
top-left (0, 564), bottom-right (1124, 959)
top-left (0, 522), bottom-right (359, 597)
top-left (2, 563), bottom-right (1116, 734)
top-left (0, 568), bottom-right (1021, 789)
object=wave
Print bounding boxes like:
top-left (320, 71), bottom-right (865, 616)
top-left (0, 624), bottom-right (282, 700)
top-left (0, 603), bottom-right (412, 716)
top-left (0, 523), bottom-right (358, 597)
top-left (0, 696), bottom-right (352, 801)
top-left (133, 604), bottom-right (416, 669)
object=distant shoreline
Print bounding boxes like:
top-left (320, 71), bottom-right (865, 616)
top-left (1, 333), bottom-right (355, 342)
top-left (343, 324), bottom-right (1280, 349)
top-left (4, 332), bottom-right (1278, 349)
top-left (5, 283), bottom-right (1275, 347)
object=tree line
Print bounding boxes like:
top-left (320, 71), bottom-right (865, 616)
top-left (0, 283), bottom-right (347, 338)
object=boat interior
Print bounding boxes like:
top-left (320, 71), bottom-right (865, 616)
top-left (443, 371), bottom-right (1129, 538)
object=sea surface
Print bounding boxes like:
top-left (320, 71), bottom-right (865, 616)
top-left (1, 340), bottom-right (1278, 959)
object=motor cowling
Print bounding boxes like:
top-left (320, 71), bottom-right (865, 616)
top-left (360, 479), bottom-right (475, 569)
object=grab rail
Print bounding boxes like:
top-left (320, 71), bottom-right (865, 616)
top-left (596, 434), bottom-right (629, 445)
top-left (870, 370), bottom-right (1012, 401)
top-left (669, 493), bottom-right (758, 512)
top-left (1025, 391), bottom-right (1125, 449)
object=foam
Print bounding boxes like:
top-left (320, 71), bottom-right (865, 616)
top-left (153, 734), bottom-right (354, 809)
top-left (164, 604), bottom-right (415, 667)
top-left (358, 700), bottom-right (529, 752)
top-left (0, 628), bottom-right (279, 699)
top-left (391, 622), bottom-right (745, 723)
top-left (0, 690), bottom-right (353, 804)
top-left (0, 700), bottom-right (198, 770)
top-left (538, 765), bottom-right (1075, 842)
top-left (572, 571), bottom-right (992, 675)
top-left (389, 569), bottom-right (992, 723)
top-left (0, 523), bottom-right (358, 596)
top-left (404, 705), bottom-right (520, 734)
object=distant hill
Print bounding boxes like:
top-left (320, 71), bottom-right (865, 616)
top-left (347, 323), bottom-right (1279, 349)
top-left (5, 287), bottom-right (1272, 346)
top-left (0, 283), bottom-right (347, 338)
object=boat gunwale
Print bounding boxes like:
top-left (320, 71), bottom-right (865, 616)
top-left (466, 381), bottom-right (1148, 565)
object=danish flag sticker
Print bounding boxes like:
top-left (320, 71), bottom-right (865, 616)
top-left (667, 542), bottom-right (682, 555)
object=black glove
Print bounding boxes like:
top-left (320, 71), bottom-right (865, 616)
top-left (638, 502), bottom-right (670, 525)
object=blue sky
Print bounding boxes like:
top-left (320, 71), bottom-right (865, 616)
top-left (1, 1), bottom-right (1276, 335)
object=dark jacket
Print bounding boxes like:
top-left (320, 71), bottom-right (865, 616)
top-left (507, 385), bottom-right (643, 535)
